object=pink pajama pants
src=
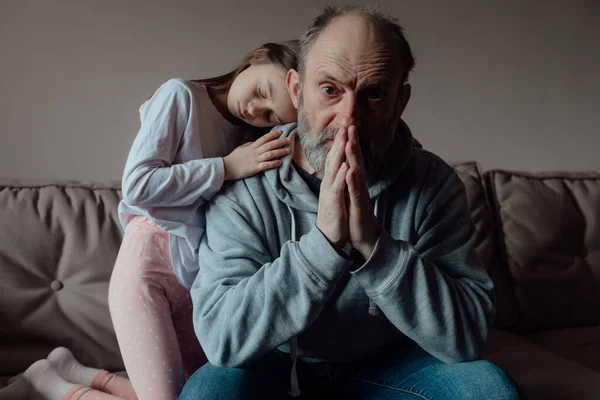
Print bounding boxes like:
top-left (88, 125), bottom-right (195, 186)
top-left (108, 216), bottom-right (206, 400)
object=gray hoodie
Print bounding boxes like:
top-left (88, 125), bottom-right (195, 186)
top-left (190, 121), bottom-right (494, 369)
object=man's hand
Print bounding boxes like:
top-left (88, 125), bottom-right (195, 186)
top-left (315, 127), bottom-right (349, 250)
top-left (345, 126), bottom-right (381, 260)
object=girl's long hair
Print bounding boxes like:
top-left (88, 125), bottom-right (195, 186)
top-left (192, 40), bottom-right (299, 90)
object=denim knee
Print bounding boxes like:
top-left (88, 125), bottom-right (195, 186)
top-left (178, 354), bottom-right (291, 400)
top-left (481, 361), bottom-right (522, 400)
top-left (441, 360), bottom-right (521, 400)
top-left (379, 359), bottom-right (521, 400)
top-left (178, 363), bottom-right (239, 399)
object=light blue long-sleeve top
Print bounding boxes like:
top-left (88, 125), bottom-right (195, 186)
top-left (119, 78), bottom-right (244, 289)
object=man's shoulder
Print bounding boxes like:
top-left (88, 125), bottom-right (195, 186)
top-left (385, 148), bottom-right (470, 215)
top-left (209, 173), bottom-right (271, 209)
top-left (403, 148), bottom-right (459, 186)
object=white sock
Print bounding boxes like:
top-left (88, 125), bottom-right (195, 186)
top-left (24, 359), bottom-right (73, 400)
top-left (47, 347), bottom-right (100, 387)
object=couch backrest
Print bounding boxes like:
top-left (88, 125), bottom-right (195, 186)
top-left (0, 164), bottom-right (524, 376)
top-left (485, 170), bottom-right (600, 332)
top-left (7, 164), bottom-right (583, 374)
top-left (452, 163), bottom-right (519, 329)
top-left (0, 181), bottom-right (125, 376)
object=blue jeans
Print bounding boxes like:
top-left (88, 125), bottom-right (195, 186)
top-left (179, 342), bottom-right (522, 399)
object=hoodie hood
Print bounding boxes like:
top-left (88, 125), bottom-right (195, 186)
top-left (264, 120), bottom-right (414, 211)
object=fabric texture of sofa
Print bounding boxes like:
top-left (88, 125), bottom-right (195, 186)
top-left (1, 162), bottom-right (599, 399)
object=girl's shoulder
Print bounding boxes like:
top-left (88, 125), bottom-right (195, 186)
top-left (156, 78), bottom-right (207, 98)
top-left (142, 79), bottom-right (211, 113)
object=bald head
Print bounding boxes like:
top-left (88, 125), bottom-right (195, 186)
top-left (297, 5), bottom-right (415, 83)
top-left (307, 14), bottom-right (400, 87)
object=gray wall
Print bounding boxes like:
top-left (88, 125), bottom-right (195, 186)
top-left (2, 0), bottom-right (598, 181)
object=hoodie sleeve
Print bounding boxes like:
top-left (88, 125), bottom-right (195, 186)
top-left (351, 164), bottom-right (494, 364)
top-left (121, 79), bottom-right (226, 208)
top-left (190, 187), bottom-right (353, 368)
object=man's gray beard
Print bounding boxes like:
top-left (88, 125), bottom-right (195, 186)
top-left (297, 104), bottom-right (334, 175)
top-left (296, 100), bottom-right (399, 178)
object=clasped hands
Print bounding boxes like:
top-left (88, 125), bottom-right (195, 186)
top-left (315, 125), bottom-right (381, 261)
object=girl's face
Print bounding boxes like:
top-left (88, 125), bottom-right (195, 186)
top-left (227, 63), bottom-right (297, 128)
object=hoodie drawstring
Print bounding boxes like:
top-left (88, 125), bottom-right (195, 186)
top-left (286, 205), bottom-right (302, 397)
top-left (368, 197), bottom-right (386, 317)
top-left (368, 299), bottom-right (380, 316)
top-left (289, 337), bottom-right (301, 397)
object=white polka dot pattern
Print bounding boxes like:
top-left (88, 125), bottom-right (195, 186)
top-left (108, 217), bottom-right (206, 400)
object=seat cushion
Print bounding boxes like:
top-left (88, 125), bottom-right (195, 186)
top-left (486, 170), bottom-right (600, 332)
top-left (484, 330), bottom-right (600, 400)
top-left (452, 162), bottom-right (518, 329)
top-left (526, 325), bottom-right (600, 372)
top-left (0, 180), bottom-right (125, 376)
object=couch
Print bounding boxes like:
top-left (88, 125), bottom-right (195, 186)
top-left (1, 162), bottom-right (599, 399)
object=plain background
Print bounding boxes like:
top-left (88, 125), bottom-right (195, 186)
top-left (1, 0), bottom-right (598, 182)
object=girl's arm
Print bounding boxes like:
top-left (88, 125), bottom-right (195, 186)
top-left (121, 79), bottom-right (227, 207)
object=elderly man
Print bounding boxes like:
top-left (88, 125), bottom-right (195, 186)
top-left (181, 5), bottom-right (521, 399)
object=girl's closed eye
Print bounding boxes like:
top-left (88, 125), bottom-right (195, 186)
top-left (258, 86), bottom-right (267, 99)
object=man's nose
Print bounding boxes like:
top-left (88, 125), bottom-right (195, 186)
top-left (337, 94), bottom-right (361, 128)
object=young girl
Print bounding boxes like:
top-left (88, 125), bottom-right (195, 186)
top-left (22, 40), bottom-right (299, 400)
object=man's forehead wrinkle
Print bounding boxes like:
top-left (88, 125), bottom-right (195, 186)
top-left (310, 40), bottom-right (356, 84)
top-left (355, 50), bottom-right (399, 75)
top-left (311, 43), bottom-right (398, 87)
top-left (314, 62), bottom-right (354, 81)
top-left (305, 14), bottom-right (403, 92)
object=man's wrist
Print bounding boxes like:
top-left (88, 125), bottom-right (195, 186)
top-left (354, 225), bottom-right (382, 260)
top-left (355, 243), bottom-right (376, 261)
top-left (315, 224), bottom-right (345, 251)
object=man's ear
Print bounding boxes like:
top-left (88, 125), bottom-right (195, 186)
top-left (286, 69), bottom-right (300, 109)
top-left (398, 83), bottom-right (412, 114)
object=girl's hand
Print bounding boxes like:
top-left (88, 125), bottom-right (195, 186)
top-left (223, 129), bottom-right (291, 181)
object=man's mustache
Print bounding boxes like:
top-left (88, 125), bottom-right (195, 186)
top-left (316, 129), bottom-right (337, 145)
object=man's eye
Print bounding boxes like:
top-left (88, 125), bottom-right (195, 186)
top-left (322, 86), bottom-right (337, 96)
top-left (258, 87), bottom-right (266, 99)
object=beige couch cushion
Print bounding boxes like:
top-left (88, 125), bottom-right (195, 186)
top-left (484, 330), bottom-right (600, 400)
top-left (0, 181), bottom-right (125, 377)
top-left (452, 162), bottom-right (518, 329)
top-left (487, 170), bottom-right (600, 332)
top-left (526, 326), bottom-right (600, 372)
